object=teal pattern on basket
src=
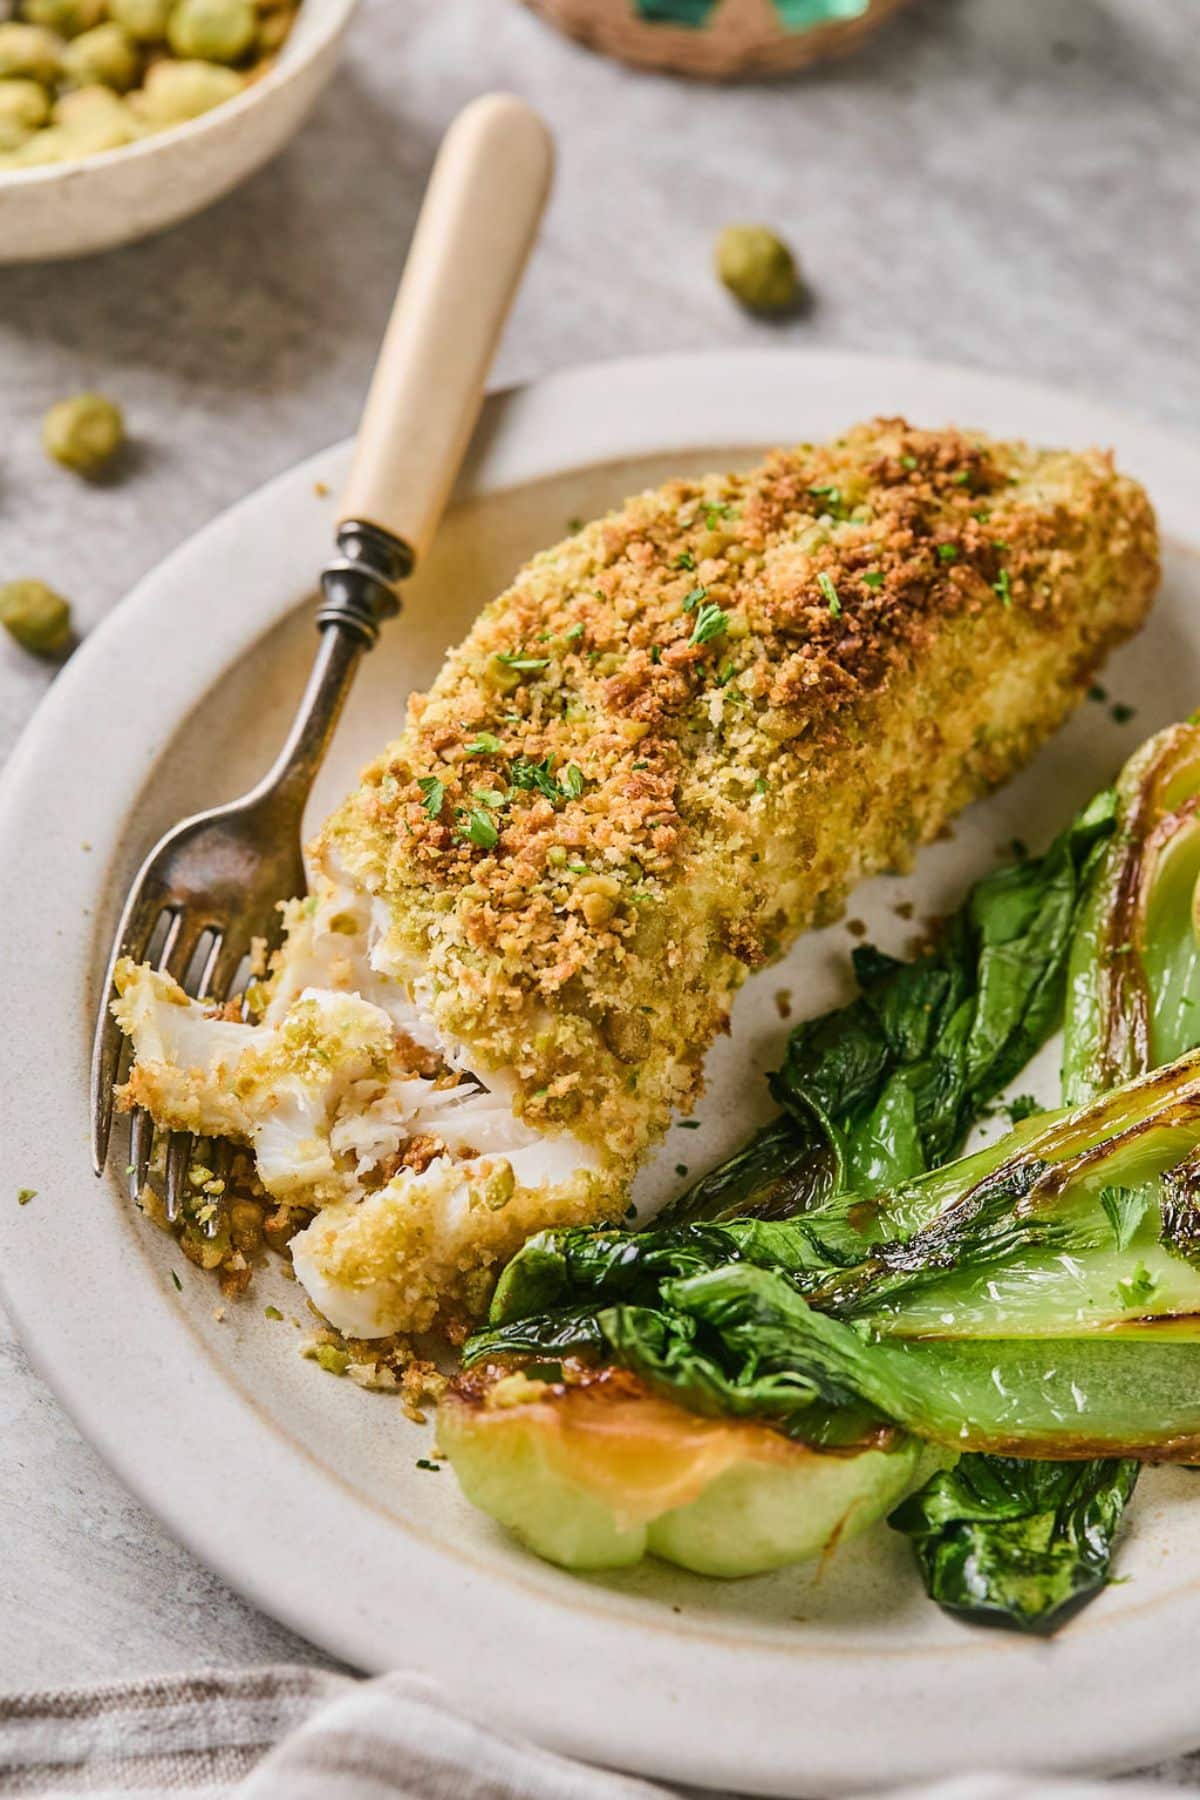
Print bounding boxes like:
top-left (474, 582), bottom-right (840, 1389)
top-left (634, 0), bottom-right (868, 23)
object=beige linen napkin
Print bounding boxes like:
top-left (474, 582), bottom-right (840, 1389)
top-left (0, 1664), bottom-right (1182, 1799)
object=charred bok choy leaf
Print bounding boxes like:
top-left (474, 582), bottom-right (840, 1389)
top-left (888, 1455), bottom-right (1139, 1632)
top-left (664, 790), bottom-right (1117, 1224)
top-left (895, 720), bottom-right (1200, 1628)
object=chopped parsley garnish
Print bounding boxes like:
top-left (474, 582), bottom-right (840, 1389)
top-left (568, 862), bottom-right (589, 874)
top-left (472, 788), bottom-right (506, 808)
top-left (563, 622), bottom-right (585, 643)
top-left (817, 572), bottom-right (841, 616)
top-left (465, 732), bottom-right (504, 755)
top-left (415, 1458), bottom-right (441, 1472)
top-left (952, 470), bottom-right (972, 486)
top-left (689, 602), bottom-right (729, 646)
top-left (171, 1270), bottom-right (182, 1291)
top-left (682, 585), bottom-right (708, 613)
top-left (264, 1305), bottom-right (283, 1321)
top-left (936, 543), bottom-right (958, 562)
top-left (1115, 1262), bottom-right (1157, 1310)
top-left (900, 454), bottom-right (918, 471)
top-left (560, 763), bottom-right (584, 799)
top-left (703, 500), bottom-right (736, 528)
top-left (861, 570), bottom-right (885, 589)
top-left (566, 516), bottom-right (583, 533)
top-left (674, 550), bottom-right (696, 571)
top-left (993, 569), bottom-right (1013, 607)
top-left (632, 760), bottom-right (649, 770)
top-left (754, 776), bottom-right (768, 795)
top-left (1112, 702), bottom-right (1136, 725)
top-left (495, 651), bottom-right (551, 672)
top-left (510, 755), bottom-right (560, 801)
top-left (650, 645), bottom-right (662, 665)
top-left (716, 661), bottom-right (737, 686)
top-left (679, 1118), bottom-right (700, 1129)
top-left (417, 775), bottom-right (445, 820)
top-left (459, 808), bottom-right (499, 849)
top-left (1088, 684), bottom-right (1108, 703)
top-left (808, 482), bottom-right (841, 506)
top-left (17, 1187), bottom-right (35, 1206)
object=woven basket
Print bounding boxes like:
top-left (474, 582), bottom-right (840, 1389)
top-left (523, 0), bottom-right (911, 79)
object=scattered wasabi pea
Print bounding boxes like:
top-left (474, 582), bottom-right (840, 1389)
top-left (20, 0), bottom-right (106, 38)
top-left (166, 0), bottom-right (257, 64)
top-left (0, 78), bottom-right (51, 150)
top-left (0, 580), bottom-right (73, 656)
top-left (62, 21), bottom-right (139, 91)
top-left (42, 390), bottom-right (126, 477)
top-left (131, 54), bottom-right (240, 123)
top-left (106, 0), bottom-right (172, 40)
top-left (0, 22), bottom-right (64, 85)
top-left (714, 223), bottom-right (802, 316)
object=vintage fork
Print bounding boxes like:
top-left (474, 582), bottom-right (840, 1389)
top-left (90, 94), bottom-right (553, 1216)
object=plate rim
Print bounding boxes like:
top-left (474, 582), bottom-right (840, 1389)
top-left (4, 348), bottom-right (1200, 1796)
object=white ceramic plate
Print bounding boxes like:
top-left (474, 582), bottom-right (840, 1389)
top-left (3, 351), bottom-right (1200, 1798)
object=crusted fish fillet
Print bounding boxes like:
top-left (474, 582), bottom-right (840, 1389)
top-left (114, 417), bottom-right (1159, 1339)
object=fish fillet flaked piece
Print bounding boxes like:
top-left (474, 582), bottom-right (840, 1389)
top-left (114, 418), bottom-right (1159, 1338)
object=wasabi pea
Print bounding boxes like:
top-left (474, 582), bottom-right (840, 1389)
top-left (0, 78), bottom-right (51, 150)
top-left (714, 223), bottom-right (801, 316)
top-left (107, 0), bottom-right (173, 41)
top-left (166, 0), bottom-right (257, 64)
top-left (0, 580), bottom-right (72, 656)
top-left (42, 390), bottom-right (126, 477)
top-left (0, 22), bottom-right (63, 85)
top-left (62, 23), bottom-right (140, 92)
top-left (130, 55), bottom-right (240, 123)
top-left (20, 0), bottom-right (105, 39)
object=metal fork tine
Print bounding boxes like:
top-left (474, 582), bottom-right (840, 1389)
top-left (91, 889), bottom-right (174, 1174)
top-left (128, 1107), bottom-right (154, 1203)
top-left (164, 1131), bottom-right (194, 1223)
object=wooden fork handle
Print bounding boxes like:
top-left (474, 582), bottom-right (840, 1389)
top-left (336, 93), bottom-right (554, 566)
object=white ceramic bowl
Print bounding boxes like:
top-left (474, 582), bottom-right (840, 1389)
top-left (0, 0), bottom-right (358, 263)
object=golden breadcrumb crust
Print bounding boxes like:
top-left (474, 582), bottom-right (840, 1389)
top-left (324, 417), bottom-right (1159, 1183)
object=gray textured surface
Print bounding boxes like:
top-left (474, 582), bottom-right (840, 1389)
top-left (1, 0), bottom-right (1199, 1739)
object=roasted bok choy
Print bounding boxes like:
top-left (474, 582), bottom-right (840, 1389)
top-left (440, 721), bottom-right (1200, 1621)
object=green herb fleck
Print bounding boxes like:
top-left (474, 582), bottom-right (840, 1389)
top-left (564, 622), bottom-right (585, 643)
top-left (632, 760), bottom-right (649, 771)
top-left (1115, 1261), bottom-right (1157, 1310)
top-left (313, 1343), bottom-right (350, 1376)
top-left (900, 454), bottom-right (918, 471)
top-left (460, 809), bottom-right (499, 850)
top-left (682, 585), bottom-right (708, 613)
top-left (417, 775), bottom-right (445, 820)
top-left (1088, 684), bottom-right (1108, 703)
top-left (861, 570), bottom-right (885, 590)
top-left (1111, 702), bottom-right (1136, 726)
top-left (993, 569), bottom-right (1013, 607)
top-left (808, 483), bottom-right (841, 507)
top-left (16, 1187), bottom-right (35, 1206)
top-left (937, 543), bottom-right (958, 562)
top-left (675, 1164), bottom-right (689, 1178)
top-left (953, 470), bottom-right (972, 486)
top-left (817, 572), bottom-right (841, 616)
top-left (415, 1457), bottom-right (441, 1472)
top-left (171, 1269), bottom-right (182, 1291)
top-left (560, 764), bottom-right (584, 799)
top-left (1100, 1185), bottom-right (1149, 1254)
top-left (511, 756), bottom-right (560, 801)
top-left (674, 550), bottom-right (696, 571)
top-left (754, 776), bottom-right (768, 795)
top-left (264, 1305), bottom-right (283, 1321)
top-left (465, 732), bottom-right (504, 755)
top-left (690, 602), bottom-right (729, 647)
top-left (650, 645), bottom-right (662, 665)
top-left (472, 788), bottom-right (506, 808)
top-left (704, 500), bottom-right (735, 528)
top-left (679, 1119), bottom-right (700, 1129)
